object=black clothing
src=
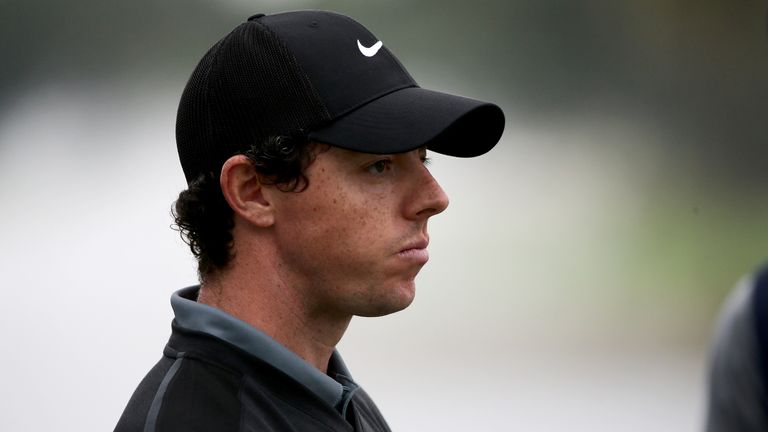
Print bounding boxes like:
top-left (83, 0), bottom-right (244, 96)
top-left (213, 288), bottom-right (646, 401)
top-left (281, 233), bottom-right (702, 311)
top-left (706, 265), bottom-right (768, 432)
top-left (115, 287), bottom-right (391, 432)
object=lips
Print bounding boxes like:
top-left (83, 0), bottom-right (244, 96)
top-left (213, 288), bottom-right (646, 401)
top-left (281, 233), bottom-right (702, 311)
top-left (400, 238), bottom-right (429, 252)
top-left (397, 238), bottom-right (430, 264)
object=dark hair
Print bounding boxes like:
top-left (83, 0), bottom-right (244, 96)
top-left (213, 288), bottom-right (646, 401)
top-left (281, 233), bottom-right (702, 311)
top-left (172, 135), bottom-right (317, 281)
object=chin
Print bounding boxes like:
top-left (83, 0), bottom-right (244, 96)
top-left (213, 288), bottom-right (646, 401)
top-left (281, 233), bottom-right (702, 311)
top-left (356, 281), bottom-right (416, 317)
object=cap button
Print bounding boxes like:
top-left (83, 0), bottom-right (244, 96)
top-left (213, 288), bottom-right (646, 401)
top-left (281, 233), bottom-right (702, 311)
top-left (247, 13), bottom-right (265, 21)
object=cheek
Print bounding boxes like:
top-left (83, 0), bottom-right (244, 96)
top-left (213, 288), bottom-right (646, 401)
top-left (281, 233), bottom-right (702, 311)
top-left (318, 187), bottom-right (394, 258)
top-left (277, 172), bottom-right (400, 267)
top-left (342, 189), bottom-right (392, 236)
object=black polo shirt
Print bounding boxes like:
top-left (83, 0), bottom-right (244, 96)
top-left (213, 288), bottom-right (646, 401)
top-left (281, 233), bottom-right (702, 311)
top-left (114, 286), bottom-right (391, 432)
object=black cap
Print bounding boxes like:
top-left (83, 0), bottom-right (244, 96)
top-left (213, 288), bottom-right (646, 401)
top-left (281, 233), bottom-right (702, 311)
top-left (176, 10), bottom-right (505, 184)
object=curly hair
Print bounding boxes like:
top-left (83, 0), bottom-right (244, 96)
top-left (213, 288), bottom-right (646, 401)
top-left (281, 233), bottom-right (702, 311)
top-left (172, 135), bottom-right (319, 281)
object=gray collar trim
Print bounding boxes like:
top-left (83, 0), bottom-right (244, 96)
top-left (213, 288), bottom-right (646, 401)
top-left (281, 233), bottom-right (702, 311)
top-left (171, 286), bottom-right (354, 409)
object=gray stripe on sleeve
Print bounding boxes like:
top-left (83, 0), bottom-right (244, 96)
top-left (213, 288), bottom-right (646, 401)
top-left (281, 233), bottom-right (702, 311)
top-left (144, 355), bottom-right (185, 432)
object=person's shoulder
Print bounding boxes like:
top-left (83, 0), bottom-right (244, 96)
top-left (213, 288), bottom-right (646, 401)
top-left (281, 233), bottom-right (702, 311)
top-left (712, 264), bottom-right (768, 359)
top-left (156, 355), bottom-right (242, 431)
top-left (115, 355), bottom-right (242, 432)
top-left (706, 263), bottom-right (768, 432)
top-left (711, 272), bottom-right (759, 351)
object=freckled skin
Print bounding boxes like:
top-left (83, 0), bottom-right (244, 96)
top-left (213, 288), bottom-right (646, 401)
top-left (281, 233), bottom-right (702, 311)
top-left (269, 146), bottom-right (449, 318)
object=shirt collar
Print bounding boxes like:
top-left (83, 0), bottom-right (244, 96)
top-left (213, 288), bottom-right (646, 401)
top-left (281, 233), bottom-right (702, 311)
top-left (170, 285), bottom-right (357, 410)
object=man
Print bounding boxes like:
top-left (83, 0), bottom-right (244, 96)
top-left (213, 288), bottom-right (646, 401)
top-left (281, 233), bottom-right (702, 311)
top-left (705, 263), bottom-right (768, 432)
top-left (115, 10), bottom-right (504, 432)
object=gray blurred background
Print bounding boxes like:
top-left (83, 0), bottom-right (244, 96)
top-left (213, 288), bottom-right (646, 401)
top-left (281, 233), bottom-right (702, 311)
top-left (1, 0), bottom-right (767, 430)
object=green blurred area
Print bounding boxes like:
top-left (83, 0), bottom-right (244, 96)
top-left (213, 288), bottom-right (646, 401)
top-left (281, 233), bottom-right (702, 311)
top-left (610, 185), bottom-right (768, 344)
top-left (3, 0), bottom-right (766, 177)
top-left (2, 0), bottom-right (766, 344)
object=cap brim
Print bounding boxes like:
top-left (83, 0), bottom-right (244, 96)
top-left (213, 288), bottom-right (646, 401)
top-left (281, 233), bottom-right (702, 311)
top-left (308, 87), bottom-right (505, 157)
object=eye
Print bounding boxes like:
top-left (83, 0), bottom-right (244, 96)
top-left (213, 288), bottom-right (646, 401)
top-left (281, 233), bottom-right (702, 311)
top-left (367, 159), bottom-right (392, 174)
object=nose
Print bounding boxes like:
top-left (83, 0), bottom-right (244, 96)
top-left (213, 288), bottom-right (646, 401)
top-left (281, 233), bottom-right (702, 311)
top-left (406, 166), bottom-right (450, 220)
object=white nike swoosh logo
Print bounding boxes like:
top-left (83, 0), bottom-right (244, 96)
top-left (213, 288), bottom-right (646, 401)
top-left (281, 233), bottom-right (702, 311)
top-left (357, 39), bottom-right (383, 57)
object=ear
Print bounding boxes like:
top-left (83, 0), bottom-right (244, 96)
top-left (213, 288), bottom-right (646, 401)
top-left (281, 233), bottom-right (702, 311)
top-left (220, 155), bottom-right (274, 227)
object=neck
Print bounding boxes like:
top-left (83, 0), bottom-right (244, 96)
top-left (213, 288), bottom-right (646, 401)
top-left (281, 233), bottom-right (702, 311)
top-left (197, 243), bottom-right (351, 373)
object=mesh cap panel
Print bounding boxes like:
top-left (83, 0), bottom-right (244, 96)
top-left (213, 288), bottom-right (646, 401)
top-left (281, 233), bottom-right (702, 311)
top-left (176, 21), bottom-right (330, 184)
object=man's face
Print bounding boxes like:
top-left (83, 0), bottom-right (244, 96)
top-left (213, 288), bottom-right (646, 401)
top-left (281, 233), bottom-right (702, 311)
top-left (268, 145), bottom-right (449, 318)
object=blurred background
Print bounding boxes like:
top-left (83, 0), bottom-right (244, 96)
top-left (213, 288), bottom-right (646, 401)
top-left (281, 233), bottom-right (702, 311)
top-left (1, 0), bottom-right (767, 430)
